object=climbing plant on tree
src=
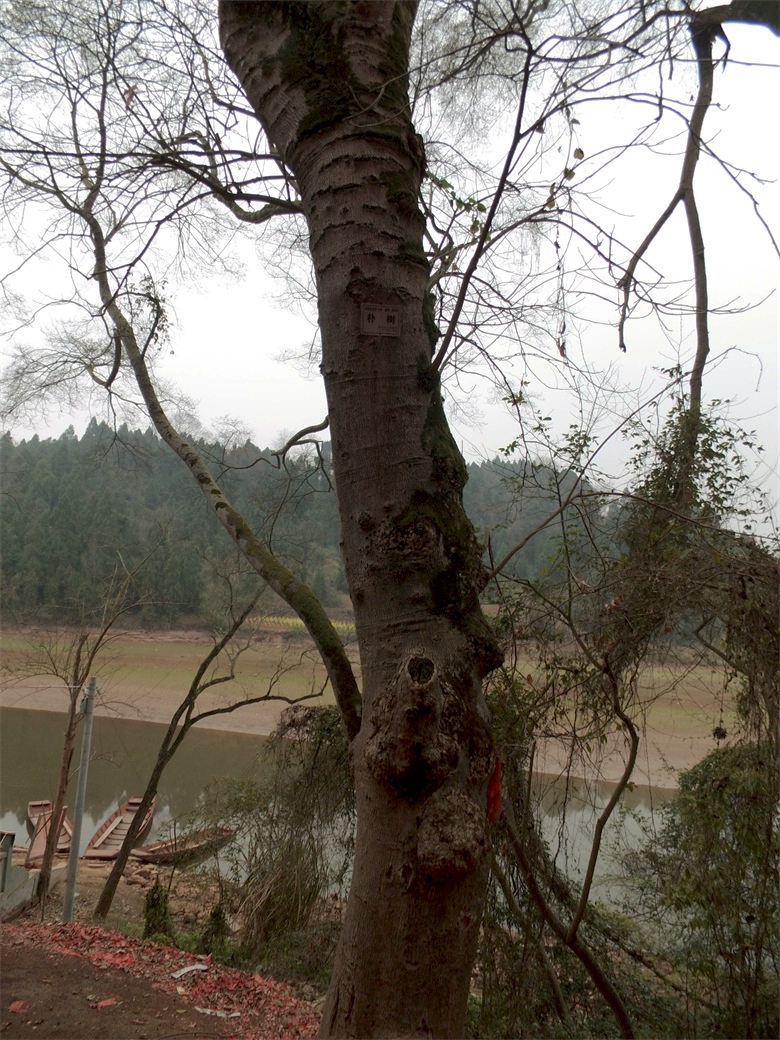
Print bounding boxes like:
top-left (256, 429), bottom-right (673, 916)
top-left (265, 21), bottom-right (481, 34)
top-left (217, 4), bottom-right (778, 1037)
top-left (2, 0), bottom-right (778, 1035)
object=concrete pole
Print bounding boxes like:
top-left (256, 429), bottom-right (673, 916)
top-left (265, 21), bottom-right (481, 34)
top-left (62, 677), bottom-right (96, 923)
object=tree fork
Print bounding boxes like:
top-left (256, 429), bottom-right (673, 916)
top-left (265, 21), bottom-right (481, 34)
top-left (86, 211), bottom-right (361, 740)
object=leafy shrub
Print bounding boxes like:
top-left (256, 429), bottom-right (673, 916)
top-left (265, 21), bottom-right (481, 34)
top-left (250, 914), bottom-right (342, 994)
top-left (623, 742), bottom-right (779, 1039)
top-left (143, 880), bottom-right (174, 940)
top-left (192, 705), bottom-right (354, 965)
top-left (198, 902), bottom-right (232, 960)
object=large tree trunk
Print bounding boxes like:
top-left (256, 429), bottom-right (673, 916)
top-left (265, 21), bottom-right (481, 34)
top-left (220, 3), bottom-right (501, 1036)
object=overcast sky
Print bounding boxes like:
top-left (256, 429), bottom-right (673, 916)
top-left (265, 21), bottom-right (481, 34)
top-left (4, 21), bottom-right (778, 515)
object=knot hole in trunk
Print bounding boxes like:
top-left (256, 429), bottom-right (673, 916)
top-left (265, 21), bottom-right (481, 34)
top-left (364, 652), bottom-right (456, 798)
top-left (408, 655), bottom-right (434, 684)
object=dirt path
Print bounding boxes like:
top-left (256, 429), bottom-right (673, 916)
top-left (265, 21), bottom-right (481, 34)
top-left (1, 920), bottom-right (320, 1040)
top-left (1, 857), bottom-right (321, 1040)
top-left (2, 926), bottom-right (235, 1040)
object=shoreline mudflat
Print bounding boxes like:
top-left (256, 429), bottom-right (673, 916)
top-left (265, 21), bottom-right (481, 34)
top-left (1, 674), bottom-right (717, 789)
top-left (0, 626), bottom-right (331, 738)
top-left (1, 628), bottom-right (728, 788)
top-left (0, 674), bottom-right (292, 736)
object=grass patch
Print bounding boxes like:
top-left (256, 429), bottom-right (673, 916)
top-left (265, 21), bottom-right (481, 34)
top-left (248, 916), bottom-right (341, 995)
top-left (0, 626), bottom-right (344, 710)
top-left (248, 615), bottom-right (355, 635)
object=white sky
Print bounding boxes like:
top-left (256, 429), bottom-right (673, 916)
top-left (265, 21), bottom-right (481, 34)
top-left (4, 22), bottom-right (779, 514)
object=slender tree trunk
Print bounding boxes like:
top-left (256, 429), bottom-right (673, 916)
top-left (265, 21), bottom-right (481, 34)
top-left (37, 692), bottom-right (79, 900)
top-left (220, 5), bottom-right (501, 1036)
top-left (96, 598), bottom-right (260, 920)
top-left (93, 755), bottom-right (168, 920)
top-left (87, 217), bottom-right (361, 740)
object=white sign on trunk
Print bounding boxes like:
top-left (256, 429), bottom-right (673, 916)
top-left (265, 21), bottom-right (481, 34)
top-left (360, 304), bottom-right (401, 337)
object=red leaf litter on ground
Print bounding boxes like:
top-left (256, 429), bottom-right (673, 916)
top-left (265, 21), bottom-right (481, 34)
top-left (2, 921), bottom-right (320, 1040)
top-left (90, 997), bottom-right (117, 1009)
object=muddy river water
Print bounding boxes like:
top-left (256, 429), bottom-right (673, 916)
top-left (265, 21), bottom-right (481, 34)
top-left (1, 705), bottom-right (673, 902)
top-left (0, 707), bottom-right (270, 849)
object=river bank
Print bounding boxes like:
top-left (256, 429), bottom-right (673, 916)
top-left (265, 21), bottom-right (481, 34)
top-left (0, 626), bottom-right (324, 735)
top-left (0, 627), bottom-right (730, 786)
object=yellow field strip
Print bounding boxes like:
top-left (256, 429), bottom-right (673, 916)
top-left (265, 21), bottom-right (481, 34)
top-left (247, 615), bottom-right (355, 634)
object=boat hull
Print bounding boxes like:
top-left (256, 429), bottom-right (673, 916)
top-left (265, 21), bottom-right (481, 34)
top-left (26, 801), bottom-right (73, 856)
top-left (130, 825), bottom-right (237, 867)
top-left (83, 796), bottom-right (155, 860)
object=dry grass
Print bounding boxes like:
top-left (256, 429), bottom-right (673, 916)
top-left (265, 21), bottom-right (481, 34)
top-left (1, 626), bottom-right (733, 780)
top-left (0, 625), bottom-right (341, 734)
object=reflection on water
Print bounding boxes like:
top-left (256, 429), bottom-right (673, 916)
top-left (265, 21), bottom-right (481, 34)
top-left (533, 772), bottom-right (674, 903)
top-left (535, 773), bottom-right (673, 818)
top-left (1, 707), bottom-right (675, 905)
top-left (0, 707), bottom-right (269, 853)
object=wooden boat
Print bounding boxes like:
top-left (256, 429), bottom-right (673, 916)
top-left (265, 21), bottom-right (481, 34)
top-left (27, 800), bottom-right (73, 854)
top-left (130, 824), bottom-right (237, 867)
top-left (25, 804), bottom-right (69, 868)
top-left (83, 796), bottom-right (155, 860)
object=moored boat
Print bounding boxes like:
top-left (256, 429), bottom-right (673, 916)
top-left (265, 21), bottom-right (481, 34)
top-left (130, 824), bottom-right (237, 867)
top-left (24, 804), bottom-right (69, 867)
top-left (83, 796), bottom-right (155, 860)
top-left (26, 800), bottom-right (73, 854)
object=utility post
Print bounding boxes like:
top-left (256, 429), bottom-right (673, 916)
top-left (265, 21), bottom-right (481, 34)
top-left (62, 677), bottom-right (96, 923)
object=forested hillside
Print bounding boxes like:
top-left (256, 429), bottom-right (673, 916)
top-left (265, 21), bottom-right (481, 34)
top-left (0, 420), bottom-right (575, 626)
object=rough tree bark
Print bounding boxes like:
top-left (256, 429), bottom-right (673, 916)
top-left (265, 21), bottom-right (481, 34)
top-left (220, 3), bottom-right (501, 1036)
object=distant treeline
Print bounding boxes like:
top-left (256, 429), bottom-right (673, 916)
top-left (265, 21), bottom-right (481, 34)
top-left (0, 420), bottom-right (579, 627)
